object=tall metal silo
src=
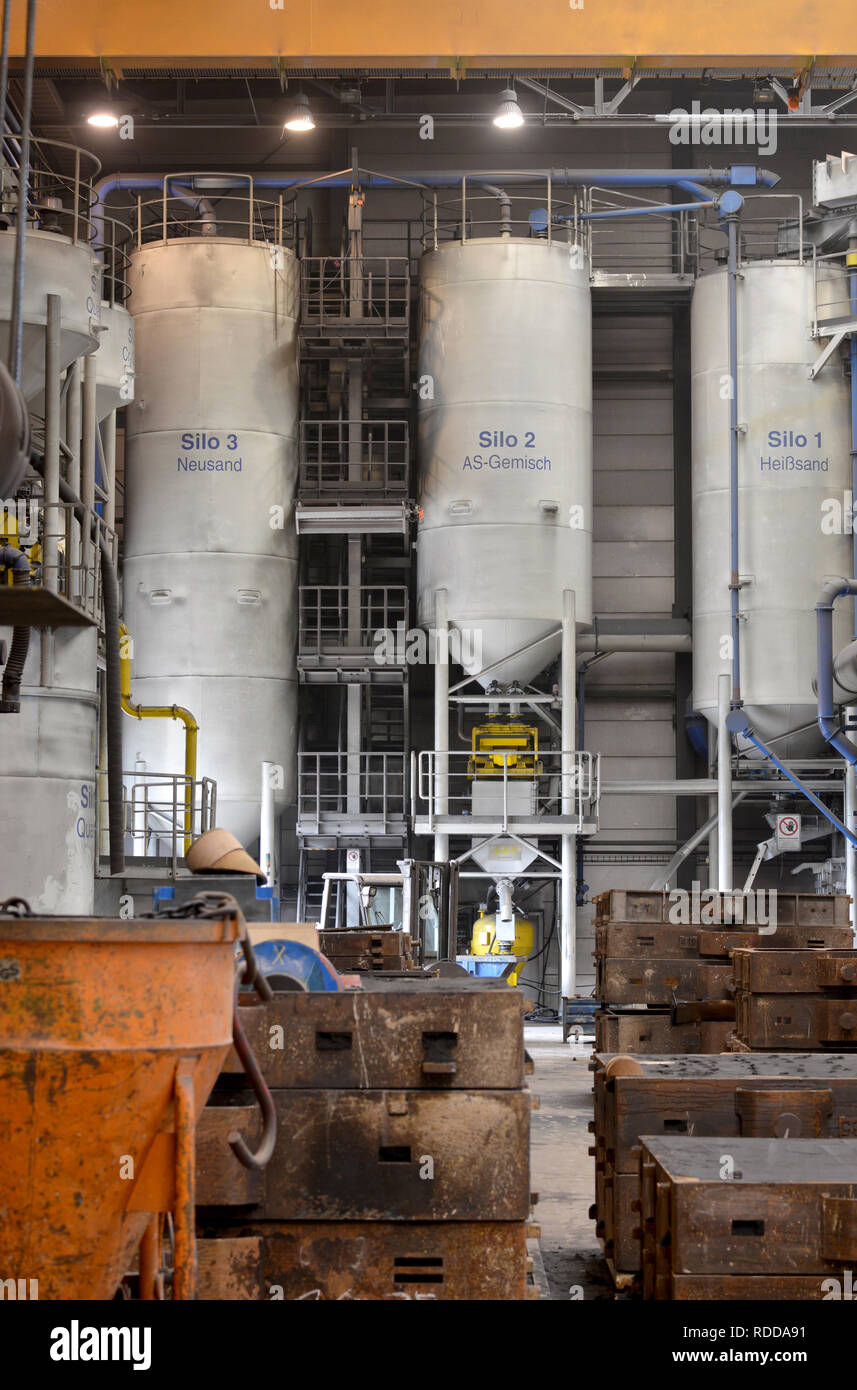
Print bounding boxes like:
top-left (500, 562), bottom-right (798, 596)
top-left (417, 238), bottom-right (593, 684)
top-left (692, 259), bottom-right (853, 754)
top-left (0, 627), bottom-right (99, 911)
top-left (123, 237), bottom-right (299, 845)
top-left (0, 225), bottom-right (101, 912)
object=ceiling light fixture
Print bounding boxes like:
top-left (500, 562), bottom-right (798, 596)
top-left (493, 87), bottom-right (524, 129)
top-left (284, 93), bottom-right (315, 132)
top-left (86, 107), bottom-right (119, 129)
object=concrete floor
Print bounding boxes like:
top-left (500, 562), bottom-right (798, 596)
top-left (526, 1024), bottom-right (617, 1301)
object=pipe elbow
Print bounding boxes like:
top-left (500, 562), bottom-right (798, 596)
top-left (816, 576), bottom-right (857, 611)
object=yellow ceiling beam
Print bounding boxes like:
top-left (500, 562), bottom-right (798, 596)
top-left (9, 2), bottom-right (857, 68)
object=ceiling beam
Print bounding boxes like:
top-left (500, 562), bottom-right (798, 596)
top-left (8, 2), bottom-right (857, 69)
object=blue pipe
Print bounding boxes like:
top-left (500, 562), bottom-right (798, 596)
top-left (850, 242), bottom-right (857, 641)
top-left (675, 179), bottom-right (717, 202)
top-left (92, 163), bottom-right (779, 242)
top-left (724, 708), bottom-right (857, 849)
top-left (576, 199), bottom-right (715, 222)
top-left (90, 175), bottom-right (215, 250)
top-left (817, 577), bottom-right (857, 767)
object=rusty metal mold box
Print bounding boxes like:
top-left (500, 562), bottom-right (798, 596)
top-left (222, 981), bottom-right (527, 1090)
top-left (590, 1052), bottom-right (857, 1276)
top-left (197, 1221), bottom-right (533, 1300)
top-left (639, 1135), bottom-right (857, 1299)
top-left (198, 1088), bottom-right (533, 1221)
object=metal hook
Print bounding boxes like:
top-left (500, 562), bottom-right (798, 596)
top-left (227, 964), bottom-right (277, 1171)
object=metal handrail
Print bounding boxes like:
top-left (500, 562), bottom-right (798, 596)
top-left (298, 417), bottom-right (409, 496)
top-left (101, 771), bottom-right (217, 877)
top-left (2, 497), bottom-right (116, 625)
top-left (421, 174), bottom-right (582, 251)
top-left (297, 752), bottom-right (407, 824)
top-left (298, 584), bottom-right (409, 653)
top-left (415, 748), bottom-right (601, 831)
top-left (91, 211), bottom-right (135, 306)
top-left (132, 173), bottom-right (298, 249)
top-left (810, 244), bottom-right (857, 338)
top-left (0, 135), bottom-right (101, 246)
top-left (300, 256), bottom-right (410, 327)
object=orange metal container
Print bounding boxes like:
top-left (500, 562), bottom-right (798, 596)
top-left (0, 915), bottom-right (240, 1300)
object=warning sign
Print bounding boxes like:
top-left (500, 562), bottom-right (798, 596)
top-left (776, 814), bottom-right (801, 852)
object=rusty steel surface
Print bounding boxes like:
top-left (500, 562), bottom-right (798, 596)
top-left (640, 1136), bottom-right (857, 1298)
top-left (732, 947), bottom-right (857, 994)
top-left (319, 930), bottom-right (414, 959)
top-left (0, 915), bottom-right (240, 1300)
top-left (733, 992), bottom-right (857, 1049)
top-left (595, 922), bottom-right (852, 959)
top-left (596, 956), bottom-right (733, 1007)
top-left (196, 1221), bottom-right (531, 1300)
top-left (318, 952), bottom-right (417, 973)
top-left (670, 1274), bottom-right (848, 1300)
top-left (590, 1051), bottom-right (857, 1275)
top-left (597, 1010), bottom-right (702, 1055)
top-left (221, 984), bottom-right (526, 1090)
top-left (197, 1088), bottom-right (532, 1221)
top-left (594, 890), bottom-right (850, 927)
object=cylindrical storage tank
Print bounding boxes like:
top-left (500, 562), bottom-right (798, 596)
top-left (123, 238), bottom-right (299, 844)
top-left (0, 627), bottom-right (99, 912)
top-left (0, 229), bottom-right (100, 401)
top-left (95, 299), bottom-right (135, 419)
top-left (692, 259), bottom-right (853, 754)
top-left (417, 239), bottom-right (592, 685)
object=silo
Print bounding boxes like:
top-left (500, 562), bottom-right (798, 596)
top-left (692, 260), bottom-right (853, 753)
top-left (417, 238), bottom-right (592, 684)
top-left (123, 237), bottom-right (299, 845)
top-left (95, 300), bottom-right (134, 419)
top-left (0, 628), bottom-right (99, 911)
top-left (0, 229), bottom-right (101, 913)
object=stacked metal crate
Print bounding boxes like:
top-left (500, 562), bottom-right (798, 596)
top-left (319, 928), bottom-right (416, 974)
top-left (594, 890), bottom-right (851, 1054)
top-left (730, 946), bottom-right (857, 1050)
top-left (589, 1051), bottom-right (857, 1286)
top-left (639, 1136), bottom-right (857, 1300)
top-left (195, 976), bottom-right (538, 1300)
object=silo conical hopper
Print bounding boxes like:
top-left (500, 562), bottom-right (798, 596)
top-left (0, 910), bottom-right (241, 1300)
top-left (0, 228), bottom-right (100, 402)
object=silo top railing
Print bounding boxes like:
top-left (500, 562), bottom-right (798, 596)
top-left (132, 173), bottom-right (298, 250)
top-left (421, 174), bottom-right (583, 250)
top-left (91, 211), bottom-right (135, 306)
top-left (0, 135), bottom-right (101, 247)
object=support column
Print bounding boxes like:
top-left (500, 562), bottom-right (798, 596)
top-left (42, 294), bottom-right (61, 594)
top-left (717, 672), bottom-right (733, 890)
top-left (561, 589), bottom-right (577, 1012)
top-left (846, 706), bottom-right (857, 940)
top-left (345, 362), bottom-right (363, 830)
top-left (434, 587), bottom-right (449, 865)
top-left (81, 351), bottom-right (97, 599)
top-left (260, 760), bottom-right (278, 898)
top-left (102, 409), bottom-right (117, 531)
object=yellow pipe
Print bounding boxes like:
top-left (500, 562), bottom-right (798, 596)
top-left (119, 623), bottom-right (199, 856)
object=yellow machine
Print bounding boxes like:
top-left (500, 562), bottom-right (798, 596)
top-left (470, 907), bottom-right (534, 987)
top-left (467, 717), bottom-right (542, 779)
